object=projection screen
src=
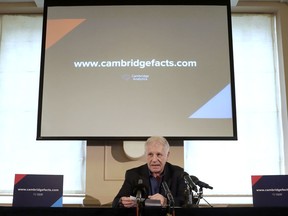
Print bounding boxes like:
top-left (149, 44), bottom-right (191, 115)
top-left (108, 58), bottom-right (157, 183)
top-left (37, 0), bottom-right (237, 140)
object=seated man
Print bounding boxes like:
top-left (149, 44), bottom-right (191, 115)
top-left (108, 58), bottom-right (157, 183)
top-left (112, 136), bottom-right (185, 208)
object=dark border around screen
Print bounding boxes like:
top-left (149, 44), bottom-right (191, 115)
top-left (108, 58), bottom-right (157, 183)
top-left (37, 0), bottom-right (237, 141)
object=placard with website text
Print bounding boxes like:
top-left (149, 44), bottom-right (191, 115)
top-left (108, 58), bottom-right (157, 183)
top-left (252, 175), bottom-right (288, 207)
top-left (12, 174), bottom-right (63, 207)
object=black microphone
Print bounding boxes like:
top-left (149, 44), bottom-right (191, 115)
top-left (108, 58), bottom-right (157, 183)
top-left (162, 181), bottom-right (175, 206)
top-left (191, 175), bottom-right (213, 190)
top-left (133, 179), bottom-right (147, 203)
top-left (183, 172), bottom-right (198, 192)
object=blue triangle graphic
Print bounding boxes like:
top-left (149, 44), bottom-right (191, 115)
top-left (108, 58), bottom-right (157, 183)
top-left (51, 197), bottom-right (63, 207)
top-left (189, 84), bottom-right (232, 119)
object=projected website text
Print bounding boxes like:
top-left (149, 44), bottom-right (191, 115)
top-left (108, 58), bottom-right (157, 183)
top-left (74, 59), bottom-right (197, 69)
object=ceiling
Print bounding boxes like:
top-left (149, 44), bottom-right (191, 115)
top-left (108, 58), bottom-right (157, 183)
top-left (0, 0), bottom-right (287, 8)
top-left (0, 0), bottom-right (43, 7)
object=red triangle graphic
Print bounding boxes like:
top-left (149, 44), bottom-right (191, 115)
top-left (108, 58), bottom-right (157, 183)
top-left (251, 175), bottom-right (262, 186)
top-left (46, 19), bottom-right (86, 49)
top-left (14, 174), bottom-right (27, 185)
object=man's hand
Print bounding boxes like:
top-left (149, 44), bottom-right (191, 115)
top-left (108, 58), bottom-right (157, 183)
top-left (148, 193), bottom-right (167, 206)
top-left (120, 196), bottom-right (137, 208)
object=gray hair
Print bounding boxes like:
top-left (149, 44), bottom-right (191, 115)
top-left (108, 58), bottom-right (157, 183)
top-left (145, 136), bottom-right (170, 154)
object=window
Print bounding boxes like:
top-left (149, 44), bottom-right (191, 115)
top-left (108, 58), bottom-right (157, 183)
top-left (0, 13), bottom-right (286, 206)
top-left (184, 14), bottom-right (285, 204)
top-left (0, 15), bottom-right (86, 198)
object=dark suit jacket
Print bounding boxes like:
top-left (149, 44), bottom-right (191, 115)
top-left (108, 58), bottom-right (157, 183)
top-left (112, 162), bottom-right (185, 207)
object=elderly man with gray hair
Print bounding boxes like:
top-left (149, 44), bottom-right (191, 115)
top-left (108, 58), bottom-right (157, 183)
top-left (112, 136), bottom-right (185, 208)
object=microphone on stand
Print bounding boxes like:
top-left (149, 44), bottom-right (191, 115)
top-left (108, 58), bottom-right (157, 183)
top-left (183, 172), bottom-right (198, 192)
top-left (133, 179), bottom-right (147, 205)
top-left (133, 179), bottom-right (146, 216)
top-left (188, 174), bottom-right (214, 208)
top-left (162, 181), bottom-right (175, 206)
top-left (190, 175), bottom-right (213, 190)
top-left (162, 181), bottom-right (175, 216)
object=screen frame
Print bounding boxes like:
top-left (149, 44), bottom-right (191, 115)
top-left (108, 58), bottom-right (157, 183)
top-left (37, 0), bottom-right (237, 141)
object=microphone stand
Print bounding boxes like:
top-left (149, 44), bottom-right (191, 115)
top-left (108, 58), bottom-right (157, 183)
top-left (136, 196), bottom-right (144, 216)
top-left (166, 200), bottom-right (175, 216)
top-left (196, 187), bottom-right (213, 207)
top-left (183, 183), bottom-right (198, 208)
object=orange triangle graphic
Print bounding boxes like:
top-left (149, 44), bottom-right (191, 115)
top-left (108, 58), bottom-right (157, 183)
top-left (46, 19), bottom-right (86, 49)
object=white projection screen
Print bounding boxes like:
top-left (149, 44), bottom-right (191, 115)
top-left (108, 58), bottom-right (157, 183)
top-left (37, 0), bottom-right (237, 141)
